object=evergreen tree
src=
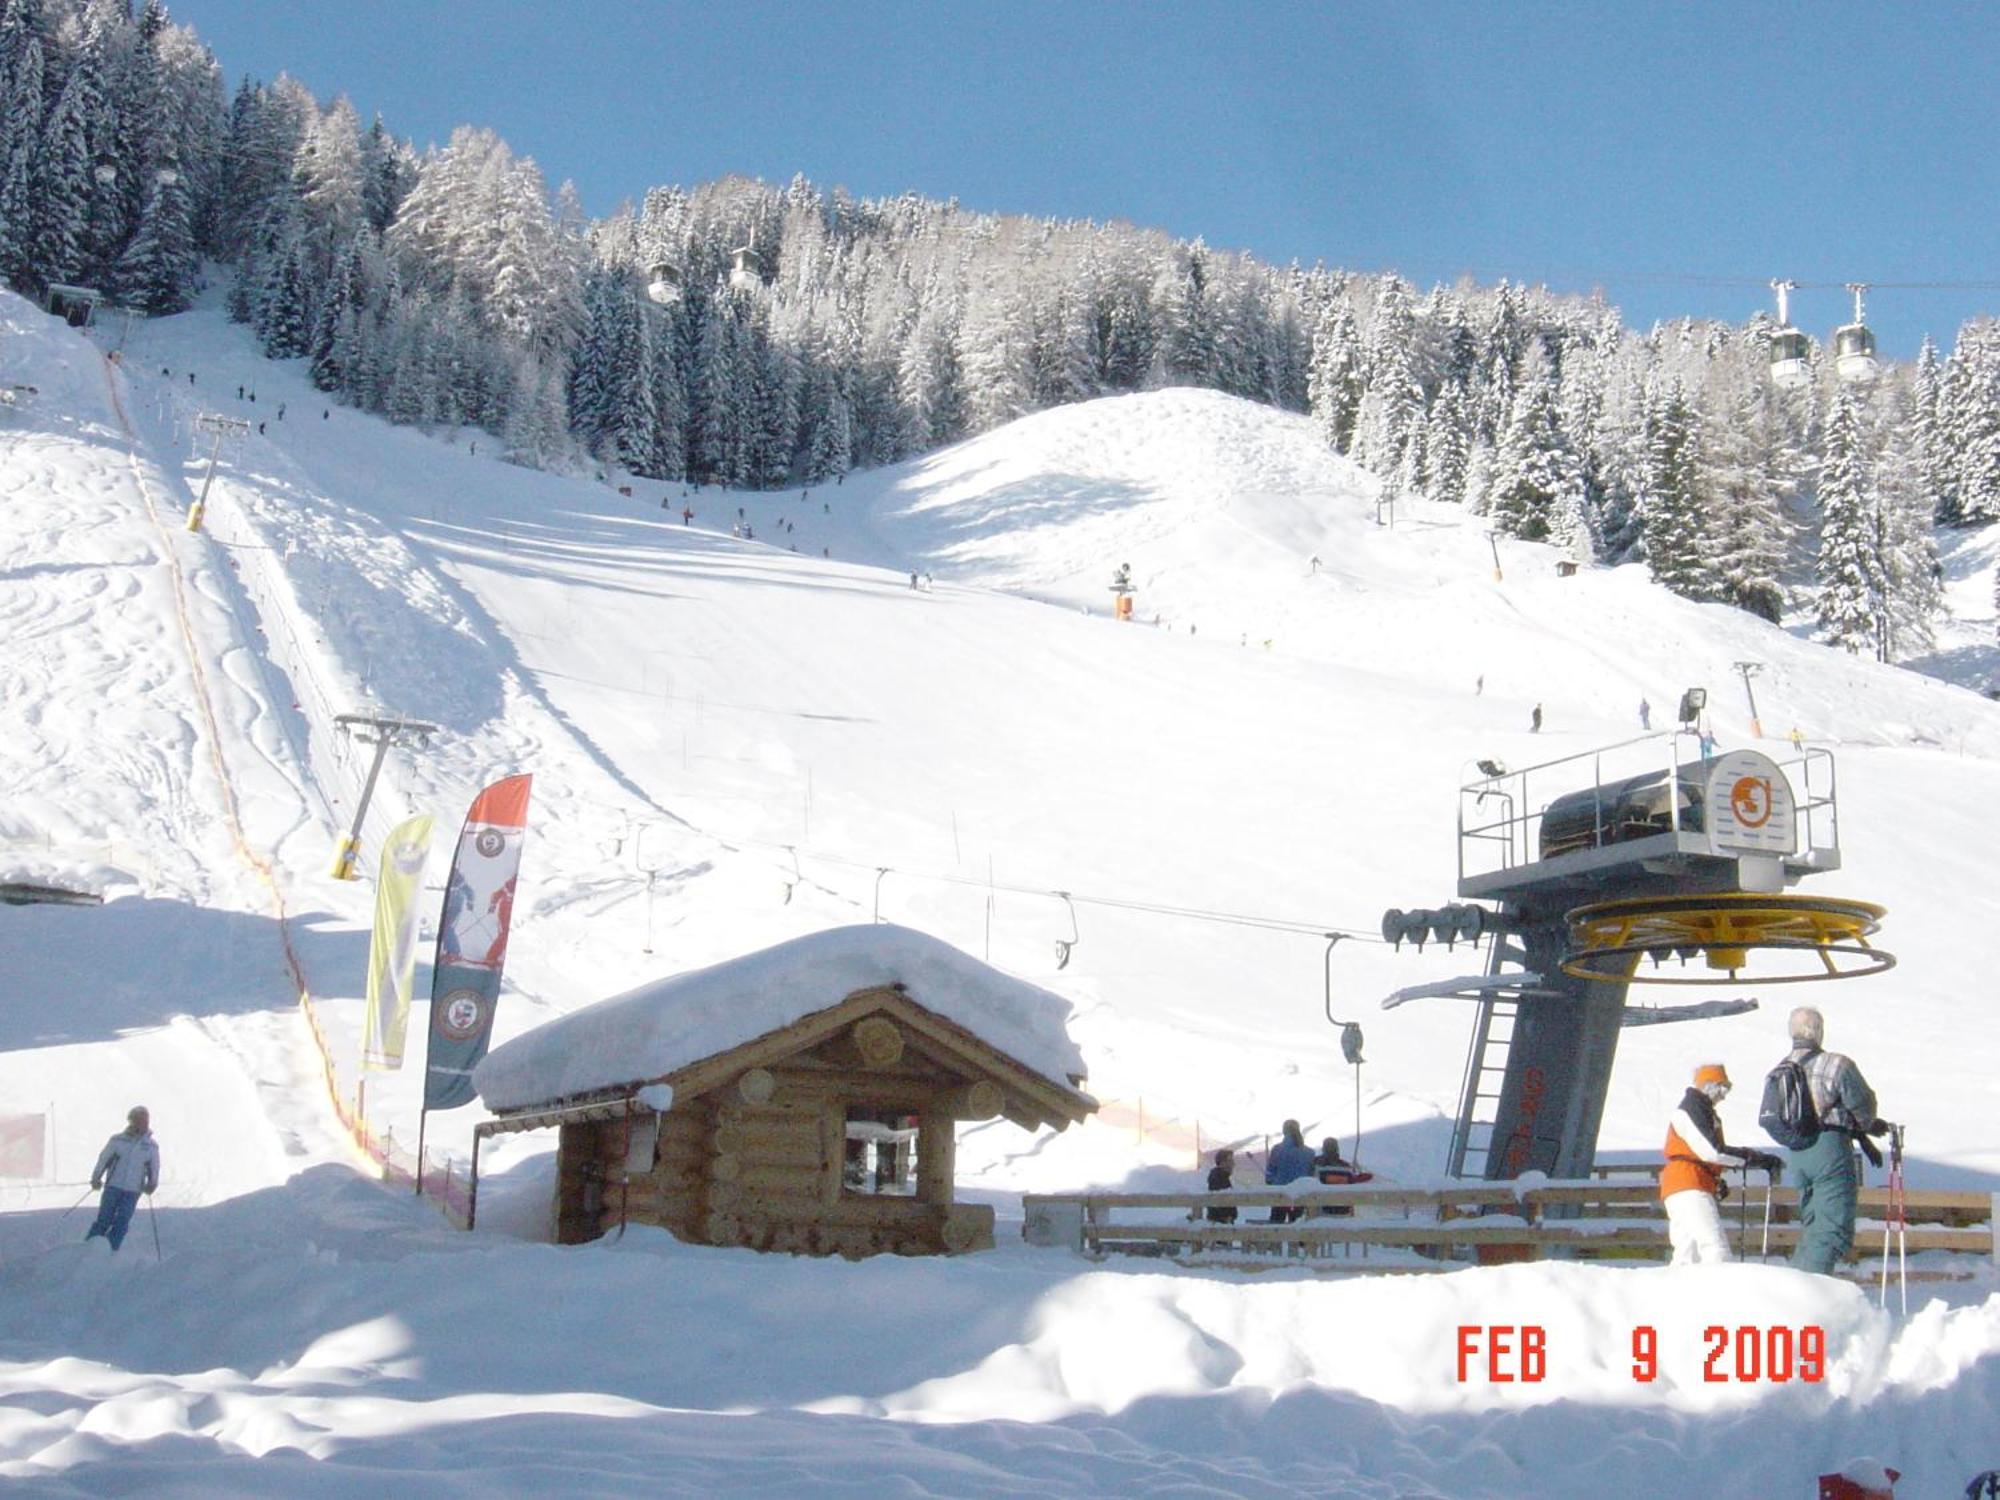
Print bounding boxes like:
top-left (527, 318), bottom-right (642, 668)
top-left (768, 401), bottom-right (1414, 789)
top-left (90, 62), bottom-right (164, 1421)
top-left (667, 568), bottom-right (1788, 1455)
top-left (0, 31), bottom-right (42, 286)
top-left (1484, 365), bottom-right (1584, 548)
top-left (1154, 240), bottom-right (1216, 386)
top-left (256, 224), bottom-right (312, 356)
top-left (1873, 414), bottom-right (1941, 661)
top-left (33, 57), bottom-right (92, 288)
top-left (1423, 382), bottom-right (1471, 505)
top-left (1306, 301), bottom-right (1363, 455)
top-left (1355, 276), bottom-right (1421, 474)
top-left (1640, 383), bottom-right (1718, 599)
top-left (1814, 391), bottom-right (1884, 654)
top-left (1701, 376), bottom-right (1792, 623)
top-left (1911, 336), bottom-right (1950, 525)
top-left (111, 150), bottom-right (196, 311)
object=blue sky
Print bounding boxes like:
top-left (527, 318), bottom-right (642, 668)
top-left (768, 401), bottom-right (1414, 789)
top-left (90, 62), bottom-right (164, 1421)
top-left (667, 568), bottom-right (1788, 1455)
top-left (171, 1), bottom-right (1998, 357)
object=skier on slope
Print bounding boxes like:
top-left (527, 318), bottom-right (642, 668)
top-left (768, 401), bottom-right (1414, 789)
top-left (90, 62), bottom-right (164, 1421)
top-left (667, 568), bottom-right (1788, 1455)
top-left (1660, 1065), bottom-right (1779, 1264)
top-left (85, 1106), bottom-right (159, 1252)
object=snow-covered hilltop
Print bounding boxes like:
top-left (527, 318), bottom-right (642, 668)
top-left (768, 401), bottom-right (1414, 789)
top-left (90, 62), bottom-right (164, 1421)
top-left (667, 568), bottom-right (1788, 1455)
top-left (2, 290), bottom-right (1998, 1495)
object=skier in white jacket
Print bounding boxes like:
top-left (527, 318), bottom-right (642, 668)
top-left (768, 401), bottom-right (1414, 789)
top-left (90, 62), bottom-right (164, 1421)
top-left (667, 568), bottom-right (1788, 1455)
top-left (85, 1106), bottom-right (159, 1252)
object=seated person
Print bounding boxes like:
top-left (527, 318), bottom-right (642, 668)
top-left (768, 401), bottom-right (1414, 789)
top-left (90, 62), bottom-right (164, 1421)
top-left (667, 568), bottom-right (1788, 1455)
top-left (1314, 1136), bottom-right (1357, 1217)
top-left (1205, 1148), bottom-right (1237, 1224)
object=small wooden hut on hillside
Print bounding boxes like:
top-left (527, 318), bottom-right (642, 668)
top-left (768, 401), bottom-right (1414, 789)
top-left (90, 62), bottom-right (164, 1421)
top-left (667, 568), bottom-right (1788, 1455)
top-left (472, 925), bottom-right (1095, 1257)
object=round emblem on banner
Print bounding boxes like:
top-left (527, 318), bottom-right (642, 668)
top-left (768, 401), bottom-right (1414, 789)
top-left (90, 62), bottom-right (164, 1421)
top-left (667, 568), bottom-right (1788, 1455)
top-left (474, 828), bottom-right (506, 858)
top-left (437, 988), bottom-right (488, 1040)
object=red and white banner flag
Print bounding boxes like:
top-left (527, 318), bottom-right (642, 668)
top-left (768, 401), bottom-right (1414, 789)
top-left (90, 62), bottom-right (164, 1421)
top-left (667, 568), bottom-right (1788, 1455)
top-left (423, 775), bottom-right (532, 1111)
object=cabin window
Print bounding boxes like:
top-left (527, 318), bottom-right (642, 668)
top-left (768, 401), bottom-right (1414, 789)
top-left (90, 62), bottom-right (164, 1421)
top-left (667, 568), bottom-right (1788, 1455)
top-left (842, 1108), bottom-right (919, 1196)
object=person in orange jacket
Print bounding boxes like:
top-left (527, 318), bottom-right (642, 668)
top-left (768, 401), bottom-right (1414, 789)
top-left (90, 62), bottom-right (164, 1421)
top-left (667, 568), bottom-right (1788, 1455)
top-left (1661, 1063), bottom-right (1781, 1264)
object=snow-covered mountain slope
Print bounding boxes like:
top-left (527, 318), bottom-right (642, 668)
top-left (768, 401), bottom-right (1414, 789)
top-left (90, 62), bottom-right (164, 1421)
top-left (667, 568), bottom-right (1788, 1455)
top-left (3, 290), bottom-right (1999, 1495)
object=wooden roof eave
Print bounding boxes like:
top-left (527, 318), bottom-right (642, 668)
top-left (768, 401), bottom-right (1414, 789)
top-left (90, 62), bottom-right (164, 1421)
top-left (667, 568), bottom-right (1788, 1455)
top-left (477, 1092), bottom-right (648, 1138)
top-left (484, 983), bottom-right (1096, 1132)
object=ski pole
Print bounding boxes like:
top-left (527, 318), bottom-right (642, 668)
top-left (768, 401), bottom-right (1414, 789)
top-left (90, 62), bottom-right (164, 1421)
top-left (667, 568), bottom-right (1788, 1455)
top-left (1891, 1126), bottom-right (1907, 1317)
top-left (55, 1185), bottom-right (94, 1223)
top-left (1760, 1164), bottom-right (1775, 1262)
top-left (1737, 1162), bottom-right (1750, 1260)
top-left (147, 1194), bottom-right (161, 1261)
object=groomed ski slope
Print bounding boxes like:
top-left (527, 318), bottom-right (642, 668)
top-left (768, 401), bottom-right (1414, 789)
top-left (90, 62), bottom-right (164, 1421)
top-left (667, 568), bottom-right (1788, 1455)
top-left (1, 288), bottom-right (1997, 1495)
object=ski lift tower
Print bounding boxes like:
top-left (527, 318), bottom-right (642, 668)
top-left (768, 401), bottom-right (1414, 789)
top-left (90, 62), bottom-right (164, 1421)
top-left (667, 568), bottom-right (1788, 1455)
top-left (184, 413), bottom-right (250, 533)
top-left (1382, 725), bottom-right (1891, 1183)
top-left (329, 713), bottom-right (438, 881)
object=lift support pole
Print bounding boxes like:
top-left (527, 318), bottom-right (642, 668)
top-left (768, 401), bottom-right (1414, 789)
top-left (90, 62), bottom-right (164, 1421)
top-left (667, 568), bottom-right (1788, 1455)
top-left (185, 413), bottom-right (250, 533)
top-left (1733, 660), bottom-right (1765, 740)
top-left (330, 713), bottom-right (438, 880)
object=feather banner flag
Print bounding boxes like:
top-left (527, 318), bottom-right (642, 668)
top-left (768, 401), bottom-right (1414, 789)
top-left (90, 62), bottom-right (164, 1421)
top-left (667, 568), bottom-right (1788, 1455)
top-left (422, 775), bottom-right (532, 1110)
top-left (361, 813), bottom-right (433, 1071)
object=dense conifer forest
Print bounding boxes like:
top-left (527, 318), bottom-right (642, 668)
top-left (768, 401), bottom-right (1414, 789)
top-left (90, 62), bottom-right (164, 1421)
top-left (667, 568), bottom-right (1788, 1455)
top-left (3, 0), bottom-right (1991, 658)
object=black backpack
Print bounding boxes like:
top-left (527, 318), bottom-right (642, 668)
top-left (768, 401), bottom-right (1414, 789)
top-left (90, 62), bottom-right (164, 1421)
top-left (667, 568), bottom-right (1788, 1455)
top-left (1758, 1058), bottom-right (1820, 1150)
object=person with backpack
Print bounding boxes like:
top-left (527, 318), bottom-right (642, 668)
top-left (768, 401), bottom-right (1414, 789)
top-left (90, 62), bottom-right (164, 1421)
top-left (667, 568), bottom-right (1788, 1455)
top-left (85, 1106), bottom-right (159, 1252)
top-left (1760, 1006), bottom-right (1886, 1274)
top-left (1661, 1064), bottom-right (1781, 1264)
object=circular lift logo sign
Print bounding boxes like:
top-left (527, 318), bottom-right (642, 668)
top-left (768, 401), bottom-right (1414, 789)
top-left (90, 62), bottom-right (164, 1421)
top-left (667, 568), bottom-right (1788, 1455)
top-left (1706, 750), bottom-right (1794, 854)
top-left (1730, 776), bottom-right (1773, 828)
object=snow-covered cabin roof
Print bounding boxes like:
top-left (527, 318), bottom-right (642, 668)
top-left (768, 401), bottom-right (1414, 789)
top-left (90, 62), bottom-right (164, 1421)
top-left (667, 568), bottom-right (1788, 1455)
top-left (474, 924), bottom-right (1090, 1115)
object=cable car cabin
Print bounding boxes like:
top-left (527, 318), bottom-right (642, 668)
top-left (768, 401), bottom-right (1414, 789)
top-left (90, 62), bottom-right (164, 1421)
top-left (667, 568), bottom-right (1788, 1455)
top-left (1833, 323), bottom-right (1879, 383)
top-left (1538, 764), bottom-right (1706, 861)
top-left (1769, 328), bottom-right (1811, 389)
top-left (645, 260), bottom-right (682, 306)
top-left (728, 245), bottom-right (766, 293)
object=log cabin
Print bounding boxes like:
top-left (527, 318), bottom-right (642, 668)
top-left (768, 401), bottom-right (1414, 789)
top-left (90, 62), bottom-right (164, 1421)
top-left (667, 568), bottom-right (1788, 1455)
top-left (471, 924), bottom-right (1096, 1257)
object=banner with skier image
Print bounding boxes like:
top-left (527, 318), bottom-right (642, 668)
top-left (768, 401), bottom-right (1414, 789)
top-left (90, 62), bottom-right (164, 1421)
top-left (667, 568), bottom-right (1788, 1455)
top-left (422, 774), bottom-right (533, 1111)
top-left (361, 812), bottom-right (434, 1071)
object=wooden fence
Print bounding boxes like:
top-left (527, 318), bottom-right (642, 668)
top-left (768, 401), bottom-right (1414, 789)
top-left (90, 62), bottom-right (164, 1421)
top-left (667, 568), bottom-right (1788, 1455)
top-left (1022, 1179), bottom-right (1998, 1270)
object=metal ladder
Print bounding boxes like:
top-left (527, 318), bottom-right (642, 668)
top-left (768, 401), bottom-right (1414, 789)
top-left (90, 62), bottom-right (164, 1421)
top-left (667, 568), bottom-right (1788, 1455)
top-left (1446, 938), bottom-right (1528, 1180)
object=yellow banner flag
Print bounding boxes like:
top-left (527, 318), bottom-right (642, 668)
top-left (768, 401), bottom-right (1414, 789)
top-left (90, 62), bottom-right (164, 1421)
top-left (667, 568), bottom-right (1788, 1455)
top-left (362, 813), bottom-right (433, 1070)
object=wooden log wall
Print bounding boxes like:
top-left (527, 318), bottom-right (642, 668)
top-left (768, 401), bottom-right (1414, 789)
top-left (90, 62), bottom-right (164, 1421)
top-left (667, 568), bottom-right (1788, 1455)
top-left (558, 1045), bottom-right (1022, 1256)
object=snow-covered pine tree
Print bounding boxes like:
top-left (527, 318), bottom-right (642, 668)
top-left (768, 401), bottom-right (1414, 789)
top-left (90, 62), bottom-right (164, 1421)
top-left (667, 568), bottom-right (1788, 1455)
top-left (1422, 382), bottom-right (1471, 505)
top-left (1814, 390), bottom-right (1886, 654)
top-left (1872, 411), bottom-right (1941, 661)
top-left (1640, 382), bottom-right (1719, 599)
top-left (1700, 375), bottom-right (1792, 623)
top-left (111, 148), bottom-right (196, 312)
top-left (1307, 301), bottom-right (1364, 455)
top-left (1910, 336), bottom-right (1951, 526)
top-left (0, 30), bottom-right (42, 287)
top-left (1154, 240), bottom-right (1217, 388)
top-left (1484, 361), bottom-right (1584, 547)
top-left (1355, 275), bottom-right (1422, 475)
top-left (32, 53), bottom-right (92, 288)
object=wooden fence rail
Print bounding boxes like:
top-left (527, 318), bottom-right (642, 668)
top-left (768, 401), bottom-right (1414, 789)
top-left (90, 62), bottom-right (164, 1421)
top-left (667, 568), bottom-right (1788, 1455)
top-left (1021, 1181), bottom-right (1999, 1268)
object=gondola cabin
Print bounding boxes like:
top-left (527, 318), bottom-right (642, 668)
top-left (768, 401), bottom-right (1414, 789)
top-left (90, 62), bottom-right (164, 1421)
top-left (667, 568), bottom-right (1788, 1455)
top-left (1769, 326), bottom-right (1810, 388)
top-left (472, 925), bottom-right (1095, 1257)
top-left (1768, 278), bottom-right (1810, 389)
top-left (728, 244), bottom-right (766, 293)
top-left (1834, 283), bottom-right (1880, 384)
top-left (645, 259), bottom-right (682, 306)
top-left (1833, 322), bottom-right (1878, 384)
